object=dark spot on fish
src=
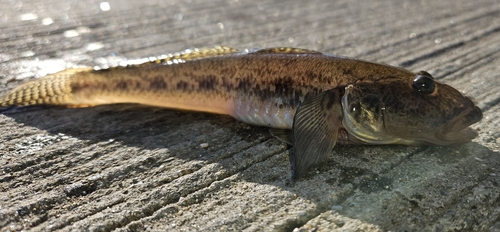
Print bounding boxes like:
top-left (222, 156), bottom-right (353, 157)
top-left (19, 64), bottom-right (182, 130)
top-left (115, 81), bottom-right (128, 90)
top-left (236, 79), bottom-right (252, 91)
top-left (198, 74), bottom-right (218, 90)
top-left (263, 76), bottom-right (294, 95)
top-left (71, 81), bottom-right (104, 93)
top-left (176, 80), bottom-right (189, 90)
top-left (149, 76), bottom-right (167, 90)
top-left (325, 88), bottom-right (343, 109)
top-left (274, 83), bottom-right (287, 96)
top-left (342, 69), bottom-right (355, 79)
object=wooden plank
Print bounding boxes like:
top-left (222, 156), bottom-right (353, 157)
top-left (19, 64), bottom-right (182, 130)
top-left (1, 0), bottom-right (499, 231)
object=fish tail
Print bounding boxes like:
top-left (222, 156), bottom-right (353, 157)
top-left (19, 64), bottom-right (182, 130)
top-left (0, 68), bottom-right (92, 107)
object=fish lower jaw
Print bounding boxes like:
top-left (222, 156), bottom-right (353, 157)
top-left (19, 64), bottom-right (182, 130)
top-left (347, 133), bottom-right (417, 145)
top-left (434, 127), bottom-right (478, 146)
top-left (341, 116), bottom-right (409, 145)
top-left (341, 125), bottom-right (407, 145)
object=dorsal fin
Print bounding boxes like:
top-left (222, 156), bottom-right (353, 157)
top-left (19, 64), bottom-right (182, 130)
top-left (140, 46), bottom-right (240, 66)
top-left (53, 67), bottom-right (94, 75)
top-left (251, 47), bottom-right (322, 55)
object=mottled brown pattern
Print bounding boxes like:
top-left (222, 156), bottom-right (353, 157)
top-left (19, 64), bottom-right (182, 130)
top-left (0, 47), bottom-right (481, 146)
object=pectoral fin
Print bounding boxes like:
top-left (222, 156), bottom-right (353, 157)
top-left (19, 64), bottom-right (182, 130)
top-left (270, 128), bottom-right (293, 145)
top-left (290, 88), bottom-right (343, 181)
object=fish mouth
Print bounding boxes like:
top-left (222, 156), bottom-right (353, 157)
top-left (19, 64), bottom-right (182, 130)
top-left (436, 106), bottom-right (483, 145)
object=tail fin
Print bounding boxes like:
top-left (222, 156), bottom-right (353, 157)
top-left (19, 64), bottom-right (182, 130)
top-left (0, 68), bottom-right (91, 107)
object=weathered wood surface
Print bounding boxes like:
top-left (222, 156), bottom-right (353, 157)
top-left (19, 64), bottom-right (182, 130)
top-left (1, 0), bottom-right (499, 231)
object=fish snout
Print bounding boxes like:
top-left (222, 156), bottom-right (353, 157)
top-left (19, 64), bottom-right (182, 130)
top-left (438, 106), bottom-right (482, 145)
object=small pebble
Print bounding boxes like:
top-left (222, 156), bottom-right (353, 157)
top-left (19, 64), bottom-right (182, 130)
top-left (200, 143), bottom-right (209, 148)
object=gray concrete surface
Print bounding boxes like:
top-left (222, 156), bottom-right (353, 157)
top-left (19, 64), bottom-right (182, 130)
top-left (1, 0), bottom-right (499, 231)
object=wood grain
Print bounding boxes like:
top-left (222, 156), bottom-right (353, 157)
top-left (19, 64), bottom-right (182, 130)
top-left (1, 0), bottom-right (499, 231)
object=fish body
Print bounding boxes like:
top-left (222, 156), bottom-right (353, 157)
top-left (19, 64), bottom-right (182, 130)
top-left (0, 46), bottom-right (483, 180)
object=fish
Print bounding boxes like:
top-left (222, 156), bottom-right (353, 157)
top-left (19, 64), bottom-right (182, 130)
top-left (0, 46), bottom-right (483, 181)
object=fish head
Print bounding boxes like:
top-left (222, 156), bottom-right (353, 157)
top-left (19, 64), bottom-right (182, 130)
top-left (341, 71), bottom-right (482, 146)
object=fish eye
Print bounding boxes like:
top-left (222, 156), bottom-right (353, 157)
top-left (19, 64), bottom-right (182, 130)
top-left (417, 71), bottom-right (433, 78)
top-left (412, 74), bottom-right (435, 94)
